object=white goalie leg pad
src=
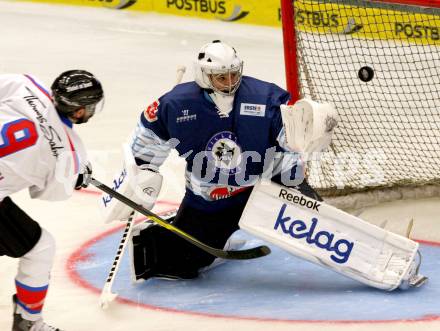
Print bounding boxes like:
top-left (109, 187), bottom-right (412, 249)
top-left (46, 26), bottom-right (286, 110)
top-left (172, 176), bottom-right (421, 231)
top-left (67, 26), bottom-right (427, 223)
top-left (99, 143), bottom-right (163, 223)
top-left (281, 98), bottom-right (338, 154)
top-left (239, 179), bottom-right (425, 291)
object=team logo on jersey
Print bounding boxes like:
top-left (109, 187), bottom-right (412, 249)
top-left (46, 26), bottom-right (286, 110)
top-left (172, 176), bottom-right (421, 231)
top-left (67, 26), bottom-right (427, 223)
top-left (143, 100), bottom-right (159, 122)
top-left (206, 131), bottom-right (242, 174)
top-left (208, 185), bottom-right (249, 200)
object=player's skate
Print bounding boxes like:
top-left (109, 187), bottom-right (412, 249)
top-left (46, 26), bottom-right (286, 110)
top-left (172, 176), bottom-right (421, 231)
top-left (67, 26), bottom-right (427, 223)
top-left (12, 295), bottom-right (62, 331)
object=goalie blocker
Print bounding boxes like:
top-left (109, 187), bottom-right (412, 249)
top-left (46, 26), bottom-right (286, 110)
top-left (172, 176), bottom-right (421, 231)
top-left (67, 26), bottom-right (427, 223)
top-left (99, 144), bottom-right (163, 223)
top-left (239, 179), bottom-right (427, 291)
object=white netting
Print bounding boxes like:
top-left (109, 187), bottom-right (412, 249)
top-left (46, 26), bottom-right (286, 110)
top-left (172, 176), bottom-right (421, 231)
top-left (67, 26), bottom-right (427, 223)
top-left (290, 0), bottom-right (440, 198)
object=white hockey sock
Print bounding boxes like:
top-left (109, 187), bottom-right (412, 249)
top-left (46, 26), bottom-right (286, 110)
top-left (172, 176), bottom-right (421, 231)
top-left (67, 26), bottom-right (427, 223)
top-left (15, 228), bottom-right (56, 321)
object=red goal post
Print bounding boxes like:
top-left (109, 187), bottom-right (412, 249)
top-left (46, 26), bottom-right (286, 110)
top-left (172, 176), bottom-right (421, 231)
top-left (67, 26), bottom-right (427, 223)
top-left (280, 0), bottom-right (440, 209)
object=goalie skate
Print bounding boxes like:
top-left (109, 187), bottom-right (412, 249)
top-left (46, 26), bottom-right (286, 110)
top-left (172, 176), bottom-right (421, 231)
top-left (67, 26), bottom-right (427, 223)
top-left (409, 275), bottom-right (428, 288)
top-left (398, 252), bottom-right (428, 289)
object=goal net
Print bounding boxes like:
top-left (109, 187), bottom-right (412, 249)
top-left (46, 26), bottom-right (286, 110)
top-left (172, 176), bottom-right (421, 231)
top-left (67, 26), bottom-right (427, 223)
top-left (281, 0), bottom-right (440, 207)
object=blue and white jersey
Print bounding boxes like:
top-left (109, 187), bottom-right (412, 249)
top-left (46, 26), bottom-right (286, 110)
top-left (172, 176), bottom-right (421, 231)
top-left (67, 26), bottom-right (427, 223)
top-left (131, 76), bottom-right (302, 211)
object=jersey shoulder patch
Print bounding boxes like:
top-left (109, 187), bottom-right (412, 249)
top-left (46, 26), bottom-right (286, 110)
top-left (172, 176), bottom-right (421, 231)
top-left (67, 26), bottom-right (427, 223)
top-left (143, 100), bottom-right (160, 122)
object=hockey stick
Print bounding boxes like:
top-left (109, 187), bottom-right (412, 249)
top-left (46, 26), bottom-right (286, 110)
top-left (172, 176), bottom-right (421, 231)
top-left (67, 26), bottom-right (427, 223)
top-left (99, 211), bottom-right (135, 310)
top-left (99, 209), bottom-right (178, 309)
top-left (90, 177), bottom-right (271, 260)
top-left (176, 65), bottom-right (186, 85)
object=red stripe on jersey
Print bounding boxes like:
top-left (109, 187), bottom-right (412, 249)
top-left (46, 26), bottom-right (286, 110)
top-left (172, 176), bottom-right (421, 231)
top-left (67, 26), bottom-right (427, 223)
top-left (63, 128), bottom-right (79, 174)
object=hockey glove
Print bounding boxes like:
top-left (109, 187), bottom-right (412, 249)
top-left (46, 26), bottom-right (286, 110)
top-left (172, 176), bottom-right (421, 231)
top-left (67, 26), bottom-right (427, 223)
top-left (75, 162), bottom-right (92, 190)
top-left (281, 98), bottom-right (338, 154)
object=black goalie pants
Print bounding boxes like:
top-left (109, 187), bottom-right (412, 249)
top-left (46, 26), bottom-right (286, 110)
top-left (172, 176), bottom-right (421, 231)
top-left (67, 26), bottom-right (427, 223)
top-left (132, 179), bottom-right (322, 281)
top-left (132, 200), bottom-right (246, 280)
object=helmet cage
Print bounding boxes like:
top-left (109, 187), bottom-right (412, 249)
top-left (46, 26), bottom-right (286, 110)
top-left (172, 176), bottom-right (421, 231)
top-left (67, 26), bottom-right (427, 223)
top-left (194, 40), bottom-right (244, 96)
top-left (201, 64), bottom-right (243, 96)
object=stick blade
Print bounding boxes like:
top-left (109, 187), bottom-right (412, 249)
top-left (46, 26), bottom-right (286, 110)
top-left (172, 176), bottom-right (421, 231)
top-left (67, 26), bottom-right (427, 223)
top-left (99, 292), bottom-right (118, 310)
top-left (224, 245), bottom-right (271, 260)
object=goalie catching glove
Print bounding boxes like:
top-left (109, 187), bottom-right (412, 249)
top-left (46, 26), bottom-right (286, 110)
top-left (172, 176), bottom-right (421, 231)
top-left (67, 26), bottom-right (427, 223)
top-left (281, 98), bottom-right (338, 154)
top-left (99, 144), bottom-right (163, 223)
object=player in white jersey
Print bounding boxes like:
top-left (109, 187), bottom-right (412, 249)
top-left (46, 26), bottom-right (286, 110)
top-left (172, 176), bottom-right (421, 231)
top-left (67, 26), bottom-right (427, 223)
top-left (0, 70), bottom-right (104, 331)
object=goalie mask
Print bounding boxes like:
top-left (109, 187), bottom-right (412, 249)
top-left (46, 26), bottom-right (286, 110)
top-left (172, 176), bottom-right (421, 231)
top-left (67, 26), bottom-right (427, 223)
top-left (51, 69), bottom-right (104, 123)
top-left (194, 40), bottom-right (243, 96)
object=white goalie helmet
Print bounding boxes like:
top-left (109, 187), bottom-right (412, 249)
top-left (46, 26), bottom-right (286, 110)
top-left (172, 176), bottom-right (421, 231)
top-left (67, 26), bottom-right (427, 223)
top-left (194, 40), bottom-right (243, 95)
